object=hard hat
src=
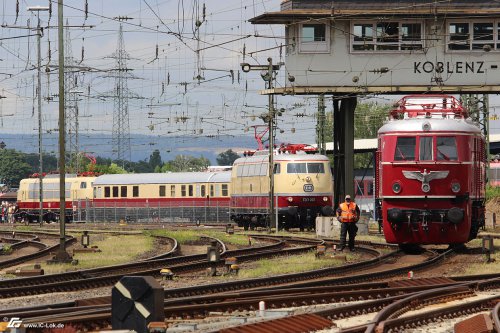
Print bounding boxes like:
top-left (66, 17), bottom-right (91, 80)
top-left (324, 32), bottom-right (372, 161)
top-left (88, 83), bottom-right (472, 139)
top-left (345, 195), bottom-right (351, 199)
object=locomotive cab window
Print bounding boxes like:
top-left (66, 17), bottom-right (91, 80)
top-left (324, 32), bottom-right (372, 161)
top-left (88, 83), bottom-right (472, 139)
top-left (419, 137), bottom-right (433, 160)
top-left (287, 163), bottom-right (307, 173)
top-left (437, 137), bottom-right (458, 160)
top-left (308, 163), bottom-right (325, 173)
top-left (394, 137), bottom-right (416, 161)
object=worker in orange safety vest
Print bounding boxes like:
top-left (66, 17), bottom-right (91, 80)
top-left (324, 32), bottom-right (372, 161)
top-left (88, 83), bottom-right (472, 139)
top-left (336, 194), bottom-right (360, 252)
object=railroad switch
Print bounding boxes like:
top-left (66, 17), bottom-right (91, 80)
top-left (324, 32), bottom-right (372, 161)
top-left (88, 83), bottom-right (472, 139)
top-left (316, 245), bottom-right (326, 258)
top-left (160, 268), bottom-right (174, 280)
top-left (148, 322), bottom-right (167, 333)
top-left (224, 257), bottom-right (239, 275)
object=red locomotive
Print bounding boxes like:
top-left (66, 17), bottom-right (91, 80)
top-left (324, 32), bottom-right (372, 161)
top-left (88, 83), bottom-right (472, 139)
top-left (376, 95), bottom-right (486, 247)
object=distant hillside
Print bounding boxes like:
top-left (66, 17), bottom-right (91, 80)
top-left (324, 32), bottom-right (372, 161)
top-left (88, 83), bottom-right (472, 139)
top-left (0, 133), bottom-right (260, 163)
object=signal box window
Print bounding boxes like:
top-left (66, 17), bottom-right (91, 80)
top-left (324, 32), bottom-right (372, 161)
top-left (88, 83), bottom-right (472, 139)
top-left (419, 137), bottom-right (433, 160)
top-left (159, 185), bottom-right (166, 197)
top-left (394, 137), bottom-right (416, 161)
top-left (121, 186), bottom-right (127, 197)
top-left (133, 186), bottom-right (139, 197)
top-left (104, 186), bottom-right (110, 198)
top-left (170, 185), bottom-right (175, 197)
top-left (300, 23), bottom-right (329, 53)
top-left (222, 184), bottom-right (228, 196)
top-left (352, 21), bottom-right (422, 51)
top-left (437, 137), bottom-right (458, 160)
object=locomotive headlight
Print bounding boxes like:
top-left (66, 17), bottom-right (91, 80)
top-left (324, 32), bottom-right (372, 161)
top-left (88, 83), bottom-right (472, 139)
top-left (451, 182), bottom-right (461, 193)
top-left (322, 196), bottom-right (329, 202)
top-left (287, 197), bottom-right (293, 203)
top-left (305, 176), bottom-right (312, 183)
top-left (392, 181), bottom-right (402, 194)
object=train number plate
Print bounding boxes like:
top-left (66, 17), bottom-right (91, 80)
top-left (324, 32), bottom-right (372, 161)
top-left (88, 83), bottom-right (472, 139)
top-left (303, 184), bottom-right (314, 192)
top-left (302, 197), bottom-right (316, 202)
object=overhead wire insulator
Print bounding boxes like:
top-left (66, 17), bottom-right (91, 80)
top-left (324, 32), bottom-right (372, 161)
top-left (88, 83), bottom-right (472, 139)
top-left (48, 1), bottom-right (52, 20)
top-left (81, 39), bottom-right (85, 63)
top-left (237, 71), bottom-right (240, 84)
top-left (230, 70), bottom-right (234, 84)
top-left (161, 82), bottom-right (165, 95)
top-left (167, 73), bottom-right (170, 85)
top-left (243, 43), bottom-right (246, 60)
top-left (202, 3), bottom-right (206, 22)
top-left (15, 0), bottom-right (19, 23)
top-left (85, 0), bottom-right (88, 20)
top-left (155, 44), bottom-right (159, 59)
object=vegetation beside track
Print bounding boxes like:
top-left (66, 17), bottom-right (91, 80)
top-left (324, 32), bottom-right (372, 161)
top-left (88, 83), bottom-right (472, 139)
top-left (461, 236), bottom-right (500, 274)
top-left (233, 250), bottom-right (360, 279)
top-left (145, 229), bottom-right (250, 246)
top-left (42, 234), bottom-right (154, 274)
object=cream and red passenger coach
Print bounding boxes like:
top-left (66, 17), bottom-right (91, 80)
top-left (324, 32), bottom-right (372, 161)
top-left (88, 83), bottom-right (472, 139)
top-left (17, 175), bottom-right (95, 223)
top-left (376, 95), bottom-right (486, 247)
top-left (230, 151), bottom-right (334, 230)
top-left (92, 172), bottom-right (231, 222)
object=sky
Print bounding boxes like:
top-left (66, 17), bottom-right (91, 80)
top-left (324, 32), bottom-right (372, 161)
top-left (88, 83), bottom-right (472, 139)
top-left (1, 1), bottom-right (499, 161)
top-left (0, 0), bottom-right (327, 160)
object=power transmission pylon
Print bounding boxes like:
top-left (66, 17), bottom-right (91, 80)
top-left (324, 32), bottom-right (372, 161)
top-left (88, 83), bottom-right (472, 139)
top-left (64, 21), bottom-right (80, 173)
top-left (461, 94), bottom-right (490, 159)
top-left (111, 23), bottom-right (133, 164)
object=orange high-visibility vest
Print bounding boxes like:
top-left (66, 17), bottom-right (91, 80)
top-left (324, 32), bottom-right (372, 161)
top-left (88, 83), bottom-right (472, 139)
top-left (338, 202), bottom-right (358, 223)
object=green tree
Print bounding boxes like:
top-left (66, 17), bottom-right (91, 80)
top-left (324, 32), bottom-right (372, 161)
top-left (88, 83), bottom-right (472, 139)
top-left (149, 149), bottom-right (163, 170)
top-left (325, 101), bottom-right (390, 168)
top-left (25, 153), bottom-right (59, 174)
top-left (216, 149), bottom-right (240, 166)
top-left (170, 155), bottom-right (210, 172)
top-left (0, 149), bottom-right (33, 187)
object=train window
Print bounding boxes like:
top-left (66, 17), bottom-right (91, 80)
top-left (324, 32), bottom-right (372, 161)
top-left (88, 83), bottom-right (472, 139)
top-left (437, 137), bottom-right (458, 161)
top-left (236, 166), bottom-right (244, 177)
top-left (273, 163), bottom-right (280, 174)
top-left (133, 186), bottom-right (139, 197)
top-left (181, 185), bottom-right (186, 197)
top-left (121, 186), bottom-right (127, 197)
top-left (201, 185), bottom-right (206, 197)
top-left (159, 185), bottom-right (166, 197)
top-left (104, 187), bottom-right (110, 198)
top-left (248, 164), bottom-right (257, 176)
top-left (80, 182), bottom-right (87, 189)
top-left (210, 185), bottom-right (214, 197)
top-left (287, 163), bottom-right (307, 173)
top-left (260, 163), bottom-right (268, 175)
top-left (394, 137), bottom-right (416, 161)
top-left (170, 185), bottom-right (175, 197)
top-left (113, 186), bottom-right (119, 197)
top-left (419, 137), bottom-right (433, 160)
top-left (189, 185), bottom-right (193, 197)
top-left (308, 163), bottom-right (325, 173)
top-left (222, 184), bottom-right (229, 196)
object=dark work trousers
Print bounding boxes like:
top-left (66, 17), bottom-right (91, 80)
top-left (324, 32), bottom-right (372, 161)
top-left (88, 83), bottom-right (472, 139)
top-left (340, 222), bottom-right (358, 249)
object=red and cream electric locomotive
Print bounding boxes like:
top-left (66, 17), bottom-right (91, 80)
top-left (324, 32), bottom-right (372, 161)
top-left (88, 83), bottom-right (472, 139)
top-left (376, 95), bottom-right (486, 247)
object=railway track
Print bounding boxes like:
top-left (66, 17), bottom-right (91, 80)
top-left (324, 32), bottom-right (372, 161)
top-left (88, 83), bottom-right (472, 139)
top-left (0, 235), bottom-right (318, 298)
top-left (0, 245), bottom-right (450, 327)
